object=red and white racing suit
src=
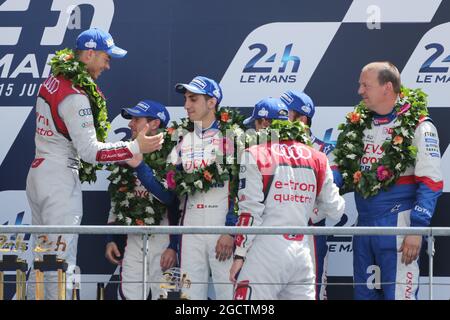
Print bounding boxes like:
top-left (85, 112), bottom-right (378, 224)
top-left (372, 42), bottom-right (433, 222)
top-left (170, 121), bottom-right (236, 300)
top-left (26, 74), bottom-right (140, 300)
top-left (233, 140), bottom-right (345, 300)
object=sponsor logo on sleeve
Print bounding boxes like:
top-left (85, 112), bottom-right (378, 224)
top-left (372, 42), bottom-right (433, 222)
top-left (78, 108), bottom-right (92, 117)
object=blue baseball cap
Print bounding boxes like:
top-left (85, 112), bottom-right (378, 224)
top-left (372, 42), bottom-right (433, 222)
top-left (175, 76), bottom-right (223, 104)
top-left (121, 100), bottom-right (170, 127)
top-left (280, 90), bottom-right (315, 118)
top-left (76, 28), bottom-right (127, 59)
top-left (243, 98), bottom-right (289, 126)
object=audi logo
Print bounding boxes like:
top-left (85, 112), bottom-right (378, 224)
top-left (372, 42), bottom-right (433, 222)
top-left (42, 76), bottom-right (60, 94)
top-left (78, 108), bottom-right (92, 117)
top-left (271, 143), bottom-right (312, 160)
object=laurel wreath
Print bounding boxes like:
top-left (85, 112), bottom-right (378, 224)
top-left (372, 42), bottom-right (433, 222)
top-left (333, 87), bottom-right (429, 198)
top-left (248, 119), bottom-right (312, 146)
top-left (50, 48), bottom-right (110, 183)
top-left (107, 110), bottom-right (311, 224)
top-left (107, 129), bottom-right (176, 226)
top-left (156, 108), bottom-right (246, 199)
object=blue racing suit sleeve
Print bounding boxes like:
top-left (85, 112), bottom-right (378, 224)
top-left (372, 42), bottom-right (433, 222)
top-left (411, 182), bottom-right (443, 227)
top-left (409, 121), bottom-right (443, 227)
top-left (134, 161), bottom-right (180, 252)
top-left (226, 197), bottom-right (238, 226)
top-left (105, 233), bottom-right (126, 245)
top-left (135, 161), bottom-right (176, 204)
top-left (167, 201), bottom-right (181, 252)
top-left (331, 166), bottom-right (344, 189)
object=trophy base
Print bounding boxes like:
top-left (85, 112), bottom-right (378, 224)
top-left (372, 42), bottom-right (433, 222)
top-left (159, 291), bottom-right (189, 300)
top-left (167, 291), bottom-right (182, 300)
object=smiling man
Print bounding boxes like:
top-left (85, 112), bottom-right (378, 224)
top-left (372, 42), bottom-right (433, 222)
top-left (26, 28), bottom-right (163, 300)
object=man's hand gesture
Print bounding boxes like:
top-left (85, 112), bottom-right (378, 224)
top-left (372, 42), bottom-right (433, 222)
top-left (136, 124), bottom-right (163, 153)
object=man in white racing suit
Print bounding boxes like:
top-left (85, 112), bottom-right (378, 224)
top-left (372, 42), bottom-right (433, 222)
top-left (26, 28), bottom-right (163, 300)
top-left (171, 76), bottom-right (236, 300)
top-left (230, 97), bottom-right (345, 300)
top-left (105, 100), bottom-right (179, 300)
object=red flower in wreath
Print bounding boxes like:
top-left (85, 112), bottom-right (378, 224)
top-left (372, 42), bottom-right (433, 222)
top-left (203, 170), bottom-right (213, 182)
top-left (347, 112), bottom-right (361, 124)
top-left (353, 171), bottom-right (362, 184)
top-left (393, 135), bottom-right (403, 145)
top-left (220, 112), bottom-right (230, 122)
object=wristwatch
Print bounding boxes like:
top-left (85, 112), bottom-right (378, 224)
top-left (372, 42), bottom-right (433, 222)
top-left (233, 254), bottom-right (245, 261)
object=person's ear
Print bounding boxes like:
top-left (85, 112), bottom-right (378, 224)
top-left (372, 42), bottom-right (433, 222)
top-left (148, 119), bottom-right (161, 131)
top-left (384, 82), bottom-right (393, 95)
top-left (299, 115), bottom-right (308, 125)
top-left (207, 97), bottom-right (217, 110)
top-left (84, 49), bottom-right (96, 62)
top-left (263, 118), bottom-right (272, 128)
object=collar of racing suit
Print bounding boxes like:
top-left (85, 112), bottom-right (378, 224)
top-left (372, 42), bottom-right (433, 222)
top-left (193, 119), bottom-right (219, 137)
top-left (372, 107), bottom-right (397, 126)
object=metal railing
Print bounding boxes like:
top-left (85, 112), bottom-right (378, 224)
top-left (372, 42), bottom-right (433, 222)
top-left (1, 225), bottom-right (450, 300)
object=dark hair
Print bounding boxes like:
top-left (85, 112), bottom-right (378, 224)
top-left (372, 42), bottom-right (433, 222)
top-left (204, 95), bottom-right (219, 110)
top-left (375, 62), bottom-right (401, 94)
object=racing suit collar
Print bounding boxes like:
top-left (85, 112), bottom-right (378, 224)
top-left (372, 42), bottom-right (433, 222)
top-left (194, 119), bottom-right (219, 137)
top-left (372, 108), bottom-right (397, 126)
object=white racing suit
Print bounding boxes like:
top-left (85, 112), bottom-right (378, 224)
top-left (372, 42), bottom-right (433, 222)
top-left (234, 140), bottom-right (345, 300)
top-left (26, 75), bottom-right (140, 300)
top-left (108, 163), bottom-right (179, 300)
top-left (170, 121), bottom-right (236, 300)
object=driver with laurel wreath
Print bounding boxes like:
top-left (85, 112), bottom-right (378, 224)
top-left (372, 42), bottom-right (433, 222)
top-left (332, 61), bottom-right (443, 300)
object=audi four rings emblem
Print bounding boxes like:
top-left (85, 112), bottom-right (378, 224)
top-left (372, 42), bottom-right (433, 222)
top-left (42, 76), bottom-right (60, 94)
top-left (271, 143), bottom-right (312, 160)
top-left (78, 108), bottom-right (92, 116)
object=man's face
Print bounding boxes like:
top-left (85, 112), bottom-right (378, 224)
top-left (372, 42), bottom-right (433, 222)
top-left (358, 69), bottom-right (386, 111)
top-left (84, 51), bottom-right (111, 80)
top-left (183, 92), bottom-right (214, 122)
top-left (128, 117), bottom-right (154, 139)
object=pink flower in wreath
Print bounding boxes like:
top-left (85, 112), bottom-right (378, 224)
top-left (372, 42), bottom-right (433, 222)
top-left (376, 165), bottom-right (393, 181)
top-left (219, 137), bottom-right (235, 155)
top-left (397, 103), bottom-right (411, 116)
top-left (166, 170), bottom-right (176, 189)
